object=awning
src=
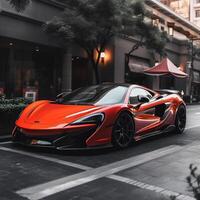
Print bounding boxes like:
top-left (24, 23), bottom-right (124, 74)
top-left (144, 58), bottom-right (188, 78)
top-left (128, 57), bottom-right (150, 73)
top-left (129, 63), bottom-right (149, 73)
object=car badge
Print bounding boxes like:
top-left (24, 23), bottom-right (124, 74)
top-left (34, 121), bottom-right (40, 123)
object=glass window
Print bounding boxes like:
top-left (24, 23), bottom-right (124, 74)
top-left (129, 88), bottom-right (153, 104)
top-left (60, 85), bottom-right (129, 105)
top-left (196, 10), bottom-right (200, 18)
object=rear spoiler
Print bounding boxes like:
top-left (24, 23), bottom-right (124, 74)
top-left (156, 89), bottom-right (183, 97)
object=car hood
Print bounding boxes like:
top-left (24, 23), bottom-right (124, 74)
top-left (16, 101), bottom-right (104, 129)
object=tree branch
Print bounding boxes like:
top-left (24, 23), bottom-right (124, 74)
top-left (128, 36), bottom-right (144, 56)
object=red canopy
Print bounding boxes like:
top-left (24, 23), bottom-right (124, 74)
top-left (144, 58), bottom-right (188, 78)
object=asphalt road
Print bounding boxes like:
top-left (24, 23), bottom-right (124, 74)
top-left (1, 105), bottom-right (200, 200)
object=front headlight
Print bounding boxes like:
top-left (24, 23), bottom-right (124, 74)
top-left (71, 113), bottom-right (105, 126)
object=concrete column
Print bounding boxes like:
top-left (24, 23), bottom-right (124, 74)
top-left (152, 76), bottom-right (160, 90)
top-left (62, 48), bottom-right (72, 92)
top-left (8, 47), bottom-right (15, 97)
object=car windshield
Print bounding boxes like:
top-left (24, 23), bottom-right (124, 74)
top-left (58, 85), bottom-right (129, 105)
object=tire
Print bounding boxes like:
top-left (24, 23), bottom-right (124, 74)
top-left (112, 112), bottom-right (135, 149)
top-left (175, 104), bottom-right (186, 134)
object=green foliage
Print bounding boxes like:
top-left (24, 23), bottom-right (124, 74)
top-left (45, 0), bottom-right (125, 49)
top-left (6, 0), bottom-right (30, 12)
top-left (122, 2), bottom-right (168, 56)
top-left (145, 26), bottom-right (168, 56)
top-left (0, 98), bottom-right (31, 114)
top-left (45, 0), bottom-right (133, 83)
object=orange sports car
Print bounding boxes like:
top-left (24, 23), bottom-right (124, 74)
top-left (12, 83), bottom-right (186, 150)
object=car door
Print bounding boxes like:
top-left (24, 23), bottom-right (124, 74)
top-left (129, 87), bottom-right (161, 137)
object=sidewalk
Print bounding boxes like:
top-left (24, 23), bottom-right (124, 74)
top-left (116, 142), bottom-right (200, 199)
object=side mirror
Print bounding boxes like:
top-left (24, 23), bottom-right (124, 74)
top-left (56, 92), bottom-right (67, 99)
top-left (138, 95), bottom-right (149, 103)
top-left (56, 92), bottom-right (70, 103)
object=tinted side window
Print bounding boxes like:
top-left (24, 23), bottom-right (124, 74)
top-left (129, 88), bottom-right (153, 104)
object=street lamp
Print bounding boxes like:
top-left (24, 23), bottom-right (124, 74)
top-left (100, 51), bottom-right (106, 64)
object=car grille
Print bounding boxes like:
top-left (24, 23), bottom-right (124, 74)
top-left (12, 127), bottom-right (97, 148)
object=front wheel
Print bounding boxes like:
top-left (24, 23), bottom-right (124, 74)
top-left (112, 112), bottom-right (135, 149)
top-left (175, 104), bottom-right (186, 134)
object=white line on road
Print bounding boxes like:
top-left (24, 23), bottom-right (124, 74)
top-left (109, 175), bottom-right (195, 200)
top-left (0, 141), bottom-right (12, 145)
top-left (0, 147), bottom-right (91, 171)
top-left (187, 109), bottom-right (200, 111)
top-left (15, 145), bottom-right (182, 200)
top-left (185, 125), bottom-right (200, 131)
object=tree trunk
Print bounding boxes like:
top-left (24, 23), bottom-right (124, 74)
top-left (88, 50), bottom-right (102, 84)
top-left (93, 64), bottom-right (100, 84)
top-left (126, 40), bottom-right (143, 68)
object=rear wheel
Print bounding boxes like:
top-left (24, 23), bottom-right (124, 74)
top-left (175, 104), bottom-right (186, 134)
top-left (112, 112), bottom-right (135, 149)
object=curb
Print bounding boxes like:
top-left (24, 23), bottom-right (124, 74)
top-left (0, 135), bottom-right (11, 142)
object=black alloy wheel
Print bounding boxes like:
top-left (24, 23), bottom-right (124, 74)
top-left (175, 104), bottom-right (186, 134)
top-left (112, 112), bottom-right (135, 149)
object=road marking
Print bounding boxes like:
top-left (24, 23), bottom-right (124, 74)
top-left (0, 141), bottom-right (12, 145)
top-left (16, 145), bottom-right (182, 200)
top-left (109, 175), bottom-right (195, 200)
top-left (185, 125), bottom-right (200, 130)
top-left (187, 107), bottom-right (200, 111)
top-left (0, 147), bottom-right (91, 171)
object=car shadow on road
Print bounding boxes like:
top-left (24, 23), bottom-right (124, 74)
top-left (11, 131), bottom-right (184, 157)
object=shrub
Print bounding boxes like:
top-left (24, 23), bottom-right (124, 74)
top-left (0, 98), bottom-right (32, 134)
top-left (186, 164), bottom-right (200, 200)
top-left (0, 98), bottom-right (31, 114)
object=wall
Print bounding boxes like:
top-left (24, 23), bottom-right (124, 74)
top-left (113, 36), bottom-right (192, 93)
top-left (0, 0), bottom-right (63, 46)
top-left (114, 36), bottom-right (152, 84)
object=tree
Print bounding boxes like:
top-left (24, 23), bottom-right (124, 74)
top-left (44, 0), bottom-right (168, 84)
top-left (6, 0), bottom-right (30, 12)
top-left (122, 1), bottom-right (168, 65)
top-left (45, 0), bottom-right (122, 83)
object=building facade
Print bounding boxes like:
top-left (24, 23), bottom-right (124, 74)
top-left (0, 0), bottom-right (64, 98)
top-left (160, 0), bottom-right (190, 20)
top-left (0, 0), bottom-right (94, 99)
top-left (1, 0), bottom-right (200, 101)
top-left (160, 0), bottom-right (200, 28)
top-left (114, 0), bottom-right (200, 101)
top-left (190, 0), bottom-right (200, 27)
